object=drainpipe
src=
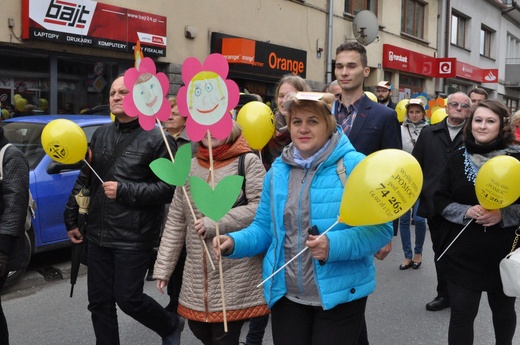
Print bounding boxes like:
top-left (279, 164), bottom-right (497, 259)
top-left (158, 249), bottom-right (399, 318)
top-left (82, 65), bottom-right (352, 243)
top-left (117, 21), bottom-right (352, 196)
top-left (326, 0), bottom-right (333, 83)
top-left (437, 0), bottom-right (450, 96)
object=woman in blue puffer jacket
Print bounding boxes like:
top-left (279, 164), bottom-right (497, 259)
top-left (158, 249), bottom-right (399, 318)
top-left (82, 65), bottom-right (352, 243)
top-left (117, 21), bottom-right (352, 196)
top-left (214, 92), bottom-right (393, 345)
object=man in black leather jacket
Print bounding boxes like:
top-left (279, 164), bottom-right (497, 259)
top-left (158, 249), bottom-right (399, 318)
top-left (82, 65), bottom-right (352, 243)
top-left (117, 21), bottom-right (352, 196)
top-left (0, 126), bottom-right (30, 345)
top-left (64, 76), bottom-right (183, 345)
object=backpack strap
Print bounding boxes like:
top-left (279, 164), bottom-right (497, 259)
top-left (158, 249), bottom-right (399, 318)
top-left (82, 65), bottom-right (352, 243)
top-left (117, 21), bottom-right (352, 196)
top-left (0, 143), bottom-right (13, 181)
top-left (336, 157), bottom-right (347, 187)
top-left (232, 152), bottom-right (253, 208)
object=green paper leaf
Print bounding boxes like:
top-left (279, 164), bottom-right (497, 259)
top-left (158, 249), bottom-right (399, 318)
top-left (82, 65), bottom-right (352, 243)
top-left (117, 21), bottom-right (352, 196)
top-left (150, 144), bottom-right (192, 186)
top-left (190, 175), bottom-right (245, 222)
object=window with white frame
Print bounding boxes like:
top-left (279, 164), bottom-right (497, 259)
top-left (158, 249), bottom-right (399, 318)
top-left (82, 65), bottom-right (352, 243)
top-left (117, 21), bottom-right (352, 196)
top-left (480, 25), bottom-right (493, 58)
top-left (401, 0), bottom-right (425, 39)
top-left (451, 11), bottom-right (467, 48)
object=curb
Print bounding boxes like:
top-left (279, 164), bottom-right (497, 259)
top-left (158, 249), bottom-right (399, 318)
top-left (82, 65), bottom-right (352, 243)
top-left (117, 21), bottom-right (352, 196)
top-left (1, 262), bottom-right (87, 298)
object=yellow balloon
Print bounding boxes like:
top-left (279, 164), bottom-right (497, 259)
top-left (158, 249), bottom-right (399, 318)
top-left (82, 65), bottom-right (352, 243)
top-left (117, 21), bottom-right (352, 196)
top-left (395, 99), bottom-right (408, 123)
top-left (13, 94), bottom-right (22, 100)
top-left (339, 149), bottom-right (423, 226)
top-left (364, 91), bottom-right (377, 102)
top-left (430, 108), bottom-right (448, 125)
top-left (110, 112), bottom-right (116, 122)
top-left (236, 101), bottom-right (275, 150)
top-left (1, 109), bottom-right (9, 120)
top-left (14, 98), bottom-right (28, 112)
top-left (475, 156), bottom-right (520, 210)
top-left (41, 119), bottom-right (88, 164)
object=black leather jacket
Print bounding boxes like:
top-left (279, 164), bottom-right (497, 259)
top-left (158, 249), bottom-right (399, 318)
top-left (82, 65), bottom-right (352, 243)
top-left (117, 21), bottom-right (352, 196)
top-left (64, 119), bottom-right (176, 250)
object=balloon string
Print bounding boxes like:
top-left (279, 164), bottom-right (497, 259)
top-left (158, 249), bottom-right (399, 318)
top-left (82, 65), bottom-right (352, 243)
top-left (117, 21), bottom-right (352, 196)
top-left (155, 119), bottom-right (215, 270)
top-left (257, 219), bottom-right (339, 288)
top-left (82, 159), bottom-right (104, 184)
top-left (437, 218), bottom-right (474, 261)
top-left (207, 129), bottom-right (228, 332)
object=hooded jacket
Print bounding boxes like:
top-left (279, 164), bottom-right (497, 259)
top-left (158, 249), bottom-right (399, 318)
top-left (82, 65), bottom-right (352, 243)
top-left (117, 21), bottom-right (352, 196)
top-left (64, 119), bottom-right (176, 250)
top-left (227, 129), bottom-right (393, 310)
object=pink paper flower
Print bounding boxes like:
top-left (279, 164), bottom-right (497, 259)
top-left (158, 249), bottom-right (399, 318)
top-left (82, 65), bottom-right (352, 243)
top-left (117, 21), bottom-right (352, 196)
top-left (177, 54), bottom-right (239, 141)
top-left (123, 57), bottom-right (171, 131)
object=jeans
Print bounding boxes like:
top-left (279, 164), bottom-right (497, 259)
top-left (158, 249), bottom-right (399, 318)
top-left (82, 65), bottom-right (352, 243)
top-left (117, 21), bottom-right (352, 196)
top-left (87, 241), bottom-right (176, 345)
top-left (0, 273), bottom-right (8, 345)
top-left (399, 201), bottom-right (426, 259)
top-left (447, 280), bottom-right (516, 345)
top-left (271, 297), bottom-right (367, 345)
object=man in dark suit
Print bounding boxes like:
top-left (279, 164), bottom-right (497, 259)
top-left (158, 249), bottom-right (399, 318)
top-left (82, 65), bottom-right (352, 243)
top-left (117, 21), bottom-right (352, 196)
top-left (332, 41), bottom-right (402, 345)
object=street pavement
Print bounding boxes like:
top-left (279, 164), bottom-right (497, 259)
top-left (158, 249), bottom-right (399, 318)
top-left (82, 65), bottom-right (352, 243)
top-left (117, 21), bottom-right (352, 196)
top-left (3, 234), bottom-right (520, 344)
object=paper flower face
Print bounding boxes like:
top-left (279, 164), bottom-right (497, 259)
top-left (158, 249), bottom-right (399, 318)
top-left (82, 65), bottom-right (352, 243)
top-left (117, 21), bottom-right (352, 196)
top-left (177, 54), bottom-right (239, 141)
top-left (123, 57), bottom-right (171, 131)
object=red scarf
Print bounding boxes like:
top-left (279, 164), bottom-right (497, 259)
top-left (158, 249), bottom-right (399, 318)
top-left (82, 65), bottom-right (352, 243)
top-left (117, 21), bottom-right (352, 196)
top-left (196, 134), bottom-right (252, 170)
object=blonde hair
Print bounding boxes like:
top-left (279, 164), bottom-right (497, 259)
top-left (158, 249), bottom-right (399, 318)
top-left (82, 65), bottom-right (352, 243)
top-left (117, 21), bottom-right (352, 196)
top-left (513, 110), bottom-right (520, 128)
top-left (286, 93), bottom-right (337, 137)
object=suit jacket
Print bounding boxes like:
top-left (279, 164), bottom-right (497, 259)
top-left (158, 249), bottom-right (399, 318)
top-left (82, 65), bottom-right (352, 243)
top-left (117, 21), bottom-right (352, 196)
top-left (334, 94), bottom-right (402, 156)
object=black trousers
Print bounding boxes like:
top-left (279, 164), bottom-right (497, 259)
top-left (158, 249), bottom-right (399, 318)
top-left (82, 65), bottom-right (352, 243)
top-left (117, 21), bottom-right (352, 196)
top-left (428, 217), bottom-right (449, 299)
top-left (87, 241), bottom-right (176, 345)
top-left (188, 319), bottom-right (246, 345)
top-left (0, 273), bottom-right (8, 345)
top-left (271, 297), bottom-right (367, 345)
top-left (447, 280), bottom-right (516, 345)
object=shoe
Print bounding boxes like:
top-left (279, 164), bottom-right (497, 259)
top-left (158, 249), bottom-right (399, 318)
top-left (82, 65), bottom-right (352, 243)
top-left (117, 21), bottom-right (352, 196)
top-left (412, 254), bottom-right (422, 269)
top-left (162, 315), bottom-right (185, 345)
top-left (399, 260), bottom-right (413, 270)
top-left (426, 296), bottom-right (450, 311)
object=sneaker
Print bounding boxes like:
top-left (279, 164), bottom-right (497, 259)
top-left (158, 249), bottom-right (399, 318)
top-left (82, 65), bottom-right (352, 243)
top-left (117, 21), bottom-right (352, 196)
top-left (162, 315), bottom-right (185, 345)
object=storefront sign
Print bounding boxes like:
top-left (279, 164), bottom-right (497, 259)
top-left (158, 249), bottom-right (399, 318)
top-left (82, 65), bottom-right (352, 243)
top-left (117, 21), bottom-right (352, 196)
top-left (383, 44), bottom-right (456, 78)
top-left (456, 62), bottom-right (498, 83)
top-left (22, 0), bottom-right (167, 56)
top-left (212, 33), bottom-right (307, 80)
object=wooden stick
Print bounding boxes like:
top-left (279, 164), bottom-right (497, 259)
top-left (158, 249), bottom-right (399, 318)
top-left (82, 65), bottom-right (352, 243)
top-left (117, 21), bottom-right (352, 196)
top-left (257, 219), bottom-right (339, 288)
top-left (207, 129), bottom-right (228, 332)
top-left (156, 118), bottom-right (215, 270)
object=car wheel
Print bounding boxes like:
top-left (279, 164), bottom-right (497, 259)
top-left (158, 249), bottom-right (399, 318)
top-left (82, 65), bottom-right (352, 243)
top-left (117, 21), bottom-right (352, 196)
top-left (4, 232), bottom-right (32, 288)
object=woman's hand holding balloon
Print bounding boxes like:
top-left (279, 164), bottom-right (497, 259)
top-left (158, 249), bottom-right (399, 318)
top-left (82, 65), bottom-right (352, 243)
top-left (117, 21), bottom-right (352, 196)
top-left (306, 235), bottom-right (329, 262)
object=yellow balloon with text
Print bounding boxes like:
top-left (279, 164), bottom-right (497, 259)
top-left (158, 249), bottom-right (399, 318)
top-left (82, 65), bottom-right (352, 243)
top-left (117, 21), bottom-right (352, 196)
top-left (41, 119), bottom-right (88, 164)
top-left (237, 101), bottom-right (275, 150)
top-left (475, 155), bottom-right (520, 210)
top-left (395, 99), bottom-right (408, 123)
top-left (339, 149), bottom-right (423, 226)
top-left (364, 91), bottom-right (377, 102)
top-left (430, 108), bottom-right (448, 125)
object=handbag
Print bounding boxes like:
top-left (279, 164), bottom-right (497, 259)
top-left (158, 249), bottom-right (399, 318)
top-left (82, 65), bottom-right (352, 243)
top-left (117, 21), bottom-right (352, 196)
top-left (499, 226), bottom-right (520, 297)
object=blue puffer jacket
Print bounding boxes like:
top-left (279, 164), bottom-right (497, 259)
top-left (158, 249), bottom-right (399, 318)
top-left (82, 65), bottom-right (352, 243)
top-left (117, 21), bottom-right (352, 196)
top-left (228, 129), bottom-right (393, 310)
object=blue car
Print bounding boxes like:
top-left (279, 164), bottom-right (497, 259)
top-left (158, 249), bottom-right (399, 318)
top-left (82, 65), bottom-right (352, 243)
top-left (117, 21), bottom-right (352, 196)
top-left (1, 115), bottom-right (112, 285)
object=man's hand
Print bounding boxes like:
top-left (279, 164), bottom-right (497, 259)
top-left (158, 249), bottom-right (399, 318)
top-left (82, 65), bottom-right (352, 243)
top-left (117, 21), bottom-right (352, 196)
top-left (68, 228), bottom-right (84, 244)
top-left (102, 181), bottom-right (118, 200)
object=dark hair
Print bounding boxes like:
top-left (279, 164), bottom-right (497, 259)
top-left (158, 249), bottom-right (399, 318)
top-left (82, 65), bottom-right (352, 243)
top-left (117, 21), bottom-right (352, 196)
top-left (468, 87), bottom-right (488, 100)
top-left (335, 41), bottom-right (368, 67)
top-left (463, 99), bottom-right (515, 147)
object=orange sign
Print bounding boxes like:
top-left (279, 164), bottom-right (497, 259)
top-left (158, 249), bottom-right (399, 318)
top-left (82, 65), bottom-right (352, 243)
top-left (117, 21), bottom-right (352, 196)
top-left (222, 38), bottom-right (256, 65)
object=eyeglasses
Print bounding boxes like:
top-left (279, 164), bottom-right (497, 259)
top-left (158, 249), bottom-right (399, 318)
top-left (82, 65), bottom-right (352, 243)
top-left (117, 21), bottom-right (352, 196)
top-left (448, 101), bottom-right (471, 109)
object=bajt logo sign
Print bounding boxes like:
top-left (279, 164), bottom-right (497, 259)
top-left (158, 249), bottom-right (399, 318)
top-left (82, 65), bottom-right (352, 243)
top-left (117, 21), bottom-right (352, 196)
top-left (22, 0), bottom-right (167, 56)
top-left (30, 0), bottom-right (96, 35)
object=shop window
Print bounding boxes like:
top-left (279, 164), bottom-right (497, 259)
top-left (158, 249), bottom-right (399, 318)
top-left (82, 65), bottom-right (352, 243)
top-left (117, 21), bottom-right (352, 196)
top-left (344, 0), bottom-right (377, 15)
top-left (480, 25), bottom-right (494, 58)
top-left (398, 74), bottom-right (424, 97)
top-left (451, 11), bottom-right (468, 48)
top-left (401, 0), bottom-right (425, 39)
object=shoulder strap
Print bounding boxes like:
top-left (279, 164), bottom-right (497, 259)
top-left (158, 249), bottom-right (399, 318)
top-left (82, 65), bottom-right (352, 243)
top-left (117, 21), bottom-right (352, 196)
top-left (0, 143), bottom-right (13, 181)
top-left (336, 157), bottom-right (347, 187)
top-left (98, 127), bottom-right (143, 180)
top-left (232, 152), bottom-right (253, 208)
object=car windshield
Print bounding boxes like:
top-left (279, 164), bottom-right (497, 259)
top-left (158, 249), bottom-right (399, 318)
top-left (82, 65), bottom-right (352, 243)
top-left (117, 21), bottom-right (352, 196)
top-left (1, 122), bottom-right (46, 169)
